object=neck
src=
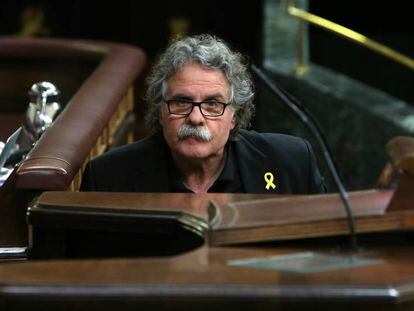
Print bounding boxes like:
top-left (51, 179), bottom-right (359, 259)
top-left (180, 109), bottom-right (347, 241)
top-left (172, 151), bottom-right (226, 194)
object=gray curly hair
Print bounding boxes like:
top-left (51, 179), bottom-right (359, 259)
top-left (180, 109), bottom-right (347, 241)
top-left (145, 34), bottom-right (255, 136)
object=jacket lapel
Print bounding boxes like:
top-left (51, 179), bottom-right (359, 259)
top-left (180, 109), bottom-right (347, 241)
top-left (233, 131), bottom-right (279, 194)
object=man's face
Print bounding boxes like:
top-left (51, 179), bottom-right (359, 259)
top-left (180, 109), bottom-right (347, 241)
top-left (160, 62), bottom-right (236, 162)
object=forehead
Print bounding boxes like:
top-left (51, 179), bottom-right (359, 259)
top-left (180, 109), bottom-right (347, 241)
top-left (166, 63), bottom-right (230, 98)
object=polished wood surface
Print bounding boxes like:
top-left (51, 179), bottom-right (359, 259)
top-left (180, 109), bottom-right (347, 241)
top-left (29, 188), bottom-right (414, 249)
top-left (32, 191), bottom-right (274, 221)
top-left (28, 192), bottom-right (278, 258)
top-left (2, 235), bottom-right (414, 310)
top-left (2, 136), bottom-right (414, 309)
top-left (210, 189), bottom-right (395, 245)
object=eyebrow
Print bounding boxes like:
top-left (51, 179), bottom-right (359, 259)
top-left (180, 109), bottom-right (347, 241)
top-left (169, 93), bottom-right (227, 101)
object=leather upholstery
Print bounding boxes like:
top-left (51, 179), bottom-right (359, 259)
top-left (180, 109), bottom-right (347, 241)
top-left (0, 38), bottom-right (146, 190)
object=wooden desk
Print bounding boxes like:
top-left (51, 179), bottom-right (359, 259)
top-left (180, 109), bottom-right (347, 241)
top-left (1, 237), bottom-right (414, 310)
top-left (26, 190), bottom-right (403, 259)
top-left (27, 192), bottom-right (275, 258)
top-left (5, 138), bottom-right (414, 310)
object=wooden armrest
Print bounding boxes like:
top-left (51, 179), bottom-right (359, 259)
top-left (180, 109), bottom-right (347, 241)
top-left (386, 136), bottom-right (414, 176)
top-left (0, 38), bottom-right (147, 190)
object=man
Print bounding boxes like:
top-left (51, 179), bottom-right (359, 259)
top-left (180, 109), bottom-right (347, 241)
top-left (80, 34), bottom-right (326, 194)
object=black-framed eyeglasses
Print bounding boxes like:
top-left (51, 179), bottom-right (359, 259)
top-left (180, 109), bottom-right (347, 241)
top-left (164, 99), bottom-right (230, 117)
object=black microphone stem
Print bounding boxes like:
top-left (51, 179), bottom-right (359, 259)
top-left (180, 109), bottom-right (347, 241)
top-left (251, 64), bottom-right (358, 251)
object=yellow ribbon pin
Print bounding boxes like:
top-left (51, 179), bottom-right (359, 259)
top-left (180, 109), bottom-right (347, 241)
top-left (264, 172), bottom-right (276, 190)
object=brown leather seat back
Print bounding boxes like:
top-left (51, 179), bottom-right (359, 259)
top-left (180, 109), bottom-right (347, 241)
top-left (0, 38), bottom-right (146, 191)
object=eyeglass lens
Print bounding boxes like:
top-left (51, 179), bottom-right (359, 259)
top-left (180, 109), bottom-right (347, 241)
top-left (167, 100), bottom-right (226, 116)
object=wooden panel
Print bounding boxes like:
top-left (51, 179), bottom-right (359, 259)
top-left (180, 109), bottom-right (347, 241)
top-left (25, 189), bottom-right (414, 259)
top-left (28, 192), bottom-right (280, 258)
top-left (209, 189), bottom-right (396, 245)
top-left (2, 237), bottom-right (414, 309)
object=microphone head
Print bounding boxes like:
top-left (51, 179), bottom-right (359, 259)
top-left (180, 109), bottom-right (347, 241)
top-left (26, 81), bottom-right (61, 140)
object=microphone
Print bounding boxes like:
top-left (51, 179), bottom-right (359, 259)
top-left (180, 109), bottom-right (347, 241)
top-left (251, 64), bottom-right (359, 251)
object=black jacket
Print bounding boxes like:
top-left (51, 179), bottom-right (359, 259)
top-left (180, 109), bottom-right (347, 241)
top-left (80, 130), bottom-right (326, 194)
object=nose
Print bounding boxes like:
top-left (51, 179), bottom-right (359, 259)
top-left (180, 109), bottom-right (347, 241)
top-left (186, 105), bottom-right (205, 125)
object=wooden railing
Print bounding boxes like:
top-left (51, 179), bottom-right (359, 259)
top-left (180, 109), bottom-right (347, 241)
top-left (0, 37), bottom-right (146, 250)
top-left (0, 38), bottom-right (147, 191)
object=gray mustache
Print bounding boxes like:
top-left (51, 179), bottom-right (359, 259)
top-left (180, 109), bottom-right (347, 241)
top-left (178, 124), bottom-right (213, 142)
